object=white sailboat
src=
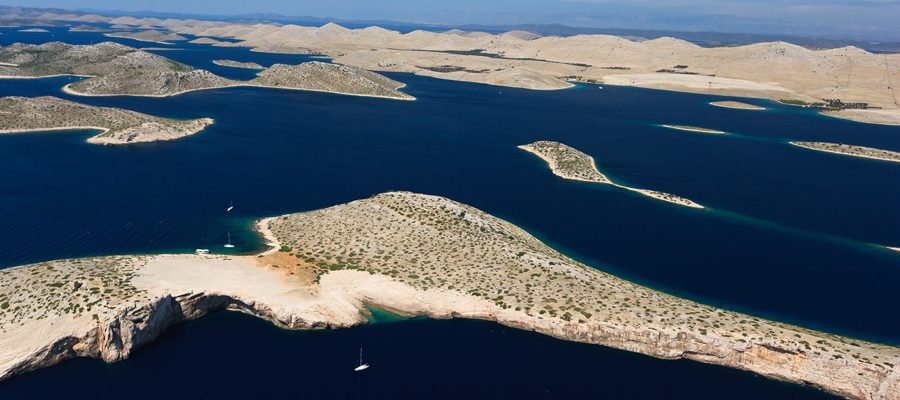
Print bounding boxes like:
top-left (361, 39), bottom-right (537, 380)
top-left (353, 347), bottom-right (370, 372)
top-left (224, 232), bottom-right (235, 248)
top-left (226, 199), bottom-right (234, 212)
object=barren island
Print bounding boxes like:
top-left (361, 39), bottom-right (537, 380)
top-left (518, 141), bottom-right (704, 208)
top-left (0, 192), bottom-right (897, 399)
top-left (0, 96), bottom-right (213, 144)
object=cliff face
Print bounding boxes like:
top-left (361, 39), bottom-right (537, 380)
top-left (4, 286), bottom-right (897, 400)
top-left (0, 193), bottom-right (898, 399)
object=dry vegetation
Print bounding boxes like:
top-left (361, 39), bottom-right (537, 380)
top-left (0, 42), bottom-right (413, 99)
top-left (791, 141), bottom-right (900, 163)
top-left (519, 141), bottom-right (703, 208)
top-left (251, 61), bottom-right (414, 100)
top-left (0, 96), bottom-right (213, 144)
top-left (265, 192), bottom-right (897, 373)
top-left (104, 30), bottom-right (187, 44)
top-left (0, 256), bottom-right (150, 333)
top-left (212, 59), bottom-right (263, 69)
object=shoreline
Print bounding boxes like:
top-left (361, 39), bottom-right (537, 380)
top-left (60, 81), bottom-right (416, 101)
top-left (660, 124), bottom-right (726, 135)
top-left (103, 33), bottom-right (179, 45)
top-left (710, 101), bottom-right (766, 111)
top-left (789, 142), bottom-right (900, 163)
top-left (0, 193), bottom-right (896, 399)
top-left (518, 144), bottom-right (704, 209)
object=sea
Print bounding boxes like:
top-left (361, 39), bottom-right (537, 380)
top-left (1, 25), bottom-right (898, 399)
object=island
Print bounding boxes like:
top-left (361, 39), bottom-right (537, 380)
top-left (0, 96), bottom-right (213, 144)
top-left (0, 42), bottom-right (414, 100)
top-left (0, 192), bottom-right (896, 399)
top-left (660, 124), bottom-right (727, 135)
top-left (104, 29), bottom-right (187, 44)
top-left (518, 141), bottom-right (703, 208)
top-left (189, 37), bottom-right (238, 47)
top-left (251, 61), bottom-right (415, 100)
top-left (710, 101), bottom-right (766, 110)
top-left (212, 59), bottom-right (264, 69)
top-left (17, 28), bottom-right (48, 33)
top-left (7, 9), bottom-right (900, 124)
top-left (69, 25), bottom-right (110, 33)
top-left (790, 142), bottom-right (900, 163)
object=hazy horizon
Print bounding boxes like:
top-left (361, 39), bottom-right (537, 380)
top-left (5, 0), bottom-right (900, 42)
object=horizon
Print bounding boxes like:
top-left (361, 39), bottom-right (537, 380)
top-left (4, 0), bottom-right (900, 42)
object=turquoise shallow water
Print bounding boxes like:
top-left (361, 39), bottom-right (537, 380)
top-left (0, 25), bottom-right (897, 397)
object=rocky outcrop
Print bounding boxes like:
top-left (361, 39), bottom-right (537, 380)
top-left (0, 42), bottom-right (413, 99)
top-left (0, 193), bottom-right (896, 399)
top-left (0, 96), bottom-right (213, 144)
top-left (250, 61), bottom-right (414, 100)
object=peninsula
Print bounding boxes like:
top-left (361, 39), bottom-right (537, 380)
top-left (212, 59), bottom-right (263, 69)
top-left (6, 9), bottom-right (900, 124)
top-left (0, 42), bottom-right (414, 100)
top-left (710, 101), bottom-right (766, 110)
top-left (0, 192), bottom-right (896, 399)
top-left (518, 141), bottom-right (703, 208)
top-left (104, 29), bottom-right (187, 44)
top-left (660, 124), bottom-right (727, 135)
top-left (790, 142), bottom-right (900, 163)
top-left (0, 96), bottom-right (213, 144)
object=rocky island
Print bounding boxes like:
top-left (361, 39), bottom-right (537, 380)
top-left (0, 192), bottom-right (897, 399)
top-left (0, 96), bottom-right (213, 144)
top-left (0, 42), bottom-right (414, 100)
top-left (250, 61), bottom-right (414, 100)
top-left (519, 141), bottom-right (704, 208)
top-left (790, 142), bottom-right (900, 163)
top-left (8, 10), bottom-right (900, 125)
top-left (212, 59), bottom-right (264, 69)
top-left (710, 101), bottom-right (766, 110)
top-left (104, 29), bottom-right (187, 44)
top-left (661, 124), bottom-right (727, 135)
top-left (0, 41), bottom-right (234, 96)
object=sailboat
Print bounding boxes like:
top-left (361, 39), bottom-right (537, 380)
top-left (224, 232), bottom-right (235, 248)
top-left (226, 199), bottom-right (234, 212)
top-left (353, 347), bottom-right (370, 372)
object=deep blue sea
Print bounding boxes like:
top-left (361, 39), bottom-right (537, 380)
top-left (1, 26), bottom-right (898, 398)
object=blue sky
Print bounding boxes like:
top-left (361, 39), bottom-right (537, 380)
top-left (10, 0), bottom-right (900, 40)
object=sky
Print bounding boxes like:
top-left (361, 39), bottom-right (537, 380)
top-left (9, 0), bottom-right (900, 41)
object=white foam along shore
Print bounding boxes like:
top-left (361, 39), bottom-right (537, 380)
top-left (660, 124), bottom-right (726, 134)
top-left (518, 142), bottom-right (704, 208)
top-left (789, 141), bottom-right (900, 163)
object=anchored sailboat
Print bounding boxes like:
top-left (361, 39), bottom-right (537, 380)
top-left (224, 232), bottom-right (235, 248)
top-left (353, 347), bottom-right (370, 372)
top-left (226, 199), bottom-right (234, 212)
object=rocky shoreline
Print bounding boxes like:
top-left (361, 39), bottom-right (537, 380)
top-left (519, 141), bottom-right (704, 208)
top-left (790, 141), bottom-right (900, 163)
top-left (0, 96), bottom-right (214, 144)
top-left (0, 42), bottom-right (414, 100)
top-left (661, 124), bottom-right (727, 134)
top-left (2, 192), bottom-right (896, 399)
